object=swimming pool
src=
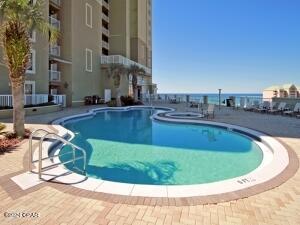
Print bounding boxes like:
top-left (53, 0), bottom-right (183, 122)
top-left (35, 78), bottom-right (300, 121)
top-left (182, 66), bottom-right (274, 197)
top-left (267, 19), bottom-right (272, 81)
top-left (58, 107), bottom-right (263, 185)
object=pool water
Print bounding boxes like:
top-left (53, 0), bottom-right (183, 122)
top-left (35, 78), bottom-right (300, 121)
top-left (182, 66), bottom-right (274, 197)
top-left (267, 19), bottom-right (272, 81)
top-left (59, 108), bottom-right (263, 185)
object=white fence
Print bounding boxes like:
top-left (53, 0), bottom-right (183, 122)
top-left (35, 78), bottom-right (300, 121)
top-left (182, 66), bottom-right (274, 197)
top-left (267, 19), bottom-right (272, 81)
top-left (0, 94), bottom-right (66, 108)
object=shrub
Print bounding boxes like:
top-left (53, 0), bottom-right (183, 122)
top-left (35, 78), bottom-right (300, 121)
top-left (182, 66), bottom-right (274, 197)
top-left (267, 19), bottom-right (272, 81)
top-left (0, 123), bottom-right (5, 132)
top-left (120, 96), bottom-right (144, 106)
top-left (4, 132), bottom-right (17, 139)
top-left (0, 102), bottom-right (56, 110)
top-left (4, 129), bottom-right (31, 139)
top-left (0, 138), bottom-right (20, 153)
top-left (107, 100), bottom-right (117, 107)
top-left (121, 96), bottom-right (135, 106)
top-left (135, 101), bottom-right (144, 105)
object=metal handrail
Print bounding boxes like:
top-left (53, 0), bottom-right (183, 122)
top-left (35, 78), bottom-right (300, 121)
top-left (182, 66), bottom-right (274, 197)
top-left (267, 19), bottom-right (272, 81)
top-left (38, 132), bottom-right (87, 179)
top-left (29, 129), bottom-right (51, 172)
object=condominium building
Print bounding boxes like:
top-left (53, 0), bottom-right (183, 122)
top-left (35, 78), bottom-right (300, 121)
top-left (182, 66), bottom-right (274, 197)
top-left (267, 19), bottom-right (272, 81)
top-left (263, 84), bottom-right (300, 99)
top-left (0, 0), bottom-right (153, 107)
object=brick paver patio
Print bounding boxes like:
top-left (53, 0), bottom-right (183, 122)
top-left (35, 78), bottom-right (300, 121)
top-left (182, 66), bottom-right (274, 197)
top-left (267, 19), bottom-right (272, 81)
top-left (0, 104), bottom-right (299, 225)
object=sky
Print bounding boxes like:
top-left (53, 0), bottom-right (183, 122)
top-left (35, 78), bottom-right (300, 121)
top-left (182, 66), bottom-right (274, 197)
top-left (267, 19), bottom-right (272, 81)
top-left (152, 0), bottom-right (300, 93)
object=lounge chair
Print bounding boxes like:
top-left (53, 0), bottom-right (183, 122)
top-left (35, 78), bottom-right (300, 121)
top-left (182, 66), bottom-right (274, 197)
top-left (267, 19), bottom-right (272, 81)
top-left (204, 104), bottom-right (215, 118)
top-left (283, 103), bottom-right (300, 116)
top-left (255, 101), bottom-right (270, 113)
top-left (244, 101), bottom-right (259, 111)
top-left (268, 102), bottom-right (286, 114)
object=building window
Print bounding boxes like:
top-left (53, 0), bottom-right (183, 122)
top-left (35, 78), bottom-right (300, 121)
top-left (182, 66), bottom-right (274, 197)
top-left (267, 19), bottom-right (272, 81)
top-left (86, 3), bottom-right (93, 28)
top-left (28, 0), bottom-right (37, 6)
top-left (29, 30), bottom-right (36, 42)
top-left (26, 49), bottom-right (36, 74)
top-left (85, 49), bottom-right (93, 72)
top-left (24, 81), bottom-right (35, 95)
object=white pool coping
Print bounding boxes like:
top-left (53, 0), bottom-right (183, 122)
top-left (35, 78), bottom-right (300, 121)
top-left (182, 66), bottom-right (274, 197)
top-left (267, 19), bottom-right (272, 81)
top-left (165, 112), bottom-right (204, 119)
top-left (12, 106), bottom-right (290, 198)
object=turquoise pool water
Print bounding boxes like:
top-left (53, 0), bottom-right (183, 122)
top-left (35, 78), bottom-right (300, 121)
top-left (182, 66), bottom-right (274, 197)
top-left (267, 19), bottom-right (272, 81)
top-left (59, 108), bottom-right (263, 185)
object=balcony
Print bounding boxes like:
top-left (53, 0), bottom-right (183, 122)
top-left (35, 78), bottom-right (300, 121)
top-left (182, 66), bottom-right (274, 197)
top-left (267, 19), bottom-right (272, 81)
top-left (102, 0), bottom-right (109, 10)
top-left (102, 27), bottom-right (109, 37)
top-left (49, 16), bottom-right (60, 30)
top-left (49, 70), bottom-right (61, 82)
top-left (50, 0), bottom-right (61, 7)
top-left (102, 14), bottom-right (109, 23)
top-left (100, 55), bottom-right (152, 75)
top-left (102, 41), bottom-right (109, 50)
top-left (49, 44), bottom-right (61, 57)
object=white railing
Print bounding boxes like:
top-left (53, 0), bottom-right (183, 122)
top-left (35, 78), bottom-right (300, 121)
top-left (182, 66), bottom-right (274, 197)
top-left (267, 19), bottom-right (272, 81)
top-left (100, 55), bottom-right (152, 75)
top-left (52, 95), bottom-right (66, 107)
top-left (0, 94), bottom-right (66, 107)
top-left (0, 95), bottom-right (13, 107)
top-left (102, 41), bottom-right (110, 49)
top-left (49, 44), bottom-right (61, 56)
top-left (102, 27), bottom-right (109, 36)
top-left (102, 0), bottom-right (109, 10)
top-left (49, 70), bottom-right (61, 82)
top-left (102, 14), bottom-right (109, 22)
top-left (49, 16), bottom-right (60, 30)
top-left (50, 0), bottom-right (61, 6)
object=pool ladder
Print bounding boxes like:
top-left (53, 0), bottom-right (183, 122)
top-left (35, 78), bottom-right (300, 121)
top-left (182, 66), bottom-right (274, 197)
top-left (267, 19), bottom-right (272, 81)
top-left (29, 129), bottom-right (87, 180)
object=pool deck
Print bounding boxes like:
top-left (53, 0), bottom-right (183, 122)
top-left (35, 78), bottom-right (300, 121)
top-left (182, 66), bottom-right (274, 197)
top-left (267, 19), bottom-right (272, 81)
top-left (1, 103), bottom-right (300, 225)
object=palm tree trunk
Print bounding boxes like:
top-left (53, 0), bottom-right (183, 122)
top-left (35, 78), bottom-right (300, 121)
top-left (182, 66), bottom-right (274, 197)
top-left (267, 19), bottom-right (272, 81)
top-left (116, 88), bottom-right (122, 107)
top-left (11, 83), bottom-right (25, 137)
top-left (133, 88), bottom-right (138, 101)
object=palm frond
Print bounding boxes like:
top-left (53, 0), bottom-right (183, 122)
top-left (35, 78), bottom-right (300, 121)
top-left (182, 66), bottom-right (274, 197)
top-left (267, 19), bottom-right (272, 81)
top-left (0, 0), bottom-right (59, 43)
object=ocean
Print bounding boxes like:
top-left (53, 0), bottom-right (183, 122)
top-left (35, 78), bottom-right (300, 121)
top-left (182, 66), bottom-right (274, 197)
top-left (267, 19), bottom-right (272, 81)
top-left (157, 93), bottom-right (262, 105)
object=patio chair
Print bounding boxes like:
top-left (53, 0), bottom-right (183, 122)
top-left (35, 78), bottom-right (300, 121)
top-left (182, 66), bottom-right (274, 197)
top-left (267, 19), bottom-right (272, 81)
top-left (283, 103), bottom-right (300, 116)
top-left (268, 102), bottom-right (286, 114)
top-left (169, 98), bottom-right (177, 104)
top-left (84, 96), bottom-right (92, 105)
top-left (204, 104), bottom-right (215, 118)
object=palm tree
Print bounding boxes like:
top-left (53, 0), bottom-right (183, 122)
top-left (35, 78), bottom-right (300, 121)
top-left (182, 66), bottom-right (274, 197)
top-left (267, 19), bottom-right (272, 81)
top-left (0, 0), bottom-right (58, 137)
top-left (127, 65), bottom-right (146, 101)
top-left (107, 64), bottom-right (127, 107)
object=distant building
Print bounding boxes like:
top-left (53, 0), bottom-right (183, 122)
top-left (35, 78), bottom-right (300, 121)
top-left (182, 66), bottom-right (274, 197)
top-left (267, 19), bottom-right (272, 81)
top-left (263, 84), bottom-right (299, 99)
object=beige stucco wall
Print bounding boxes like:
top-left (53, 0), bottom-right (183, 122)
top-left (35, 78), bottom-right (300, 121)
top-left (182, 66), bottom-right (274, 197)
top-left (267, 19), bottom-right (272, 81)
top-left (129, 0), bottom-right (152, 68)
top-left (70, 0), bottom-right (102, 105)
top-left (57, 0), bottom-right (103, 106)
top-left (109, 0), bottom-right (131, 58)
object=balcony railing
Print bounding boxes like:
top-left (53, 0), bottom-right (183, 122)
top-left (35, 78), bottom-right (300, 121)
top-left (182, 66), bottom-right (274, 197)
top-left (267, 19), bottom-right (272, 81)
top-left (100, 55), bottom-right (152, 75)
top-left (50, 0), bottom-right (61, 6)
top-left (102, 0), bottom-right (109, 10)
top-left (49, 16), bottom-right (60, 30)
top-left (102, 27), bottom-right (109, 36)
top-left (49, 70), bottom-right (61, 82)
top-left (102, 41), bottom-right (109, 49)
top-left (0, 94), bottom-right (66, 107)
top-left (102, 14), bottom-right (109, 22)
top-left (49, 44), bottom-right (61, 56)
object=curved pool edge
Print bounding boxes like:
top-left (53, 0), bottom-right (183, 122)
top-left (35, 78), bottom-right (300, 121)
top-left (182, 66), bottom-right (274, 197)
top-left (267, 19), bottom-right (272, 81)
top-left (41, 106), bottom-right (296, 201)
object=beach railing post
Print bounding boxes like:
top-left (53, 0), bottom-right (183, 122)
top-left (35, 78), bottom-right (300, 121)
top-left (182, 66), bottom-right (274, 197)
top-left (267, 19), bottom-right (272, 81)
top-left (218, 89), bottom-right (222, 110)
